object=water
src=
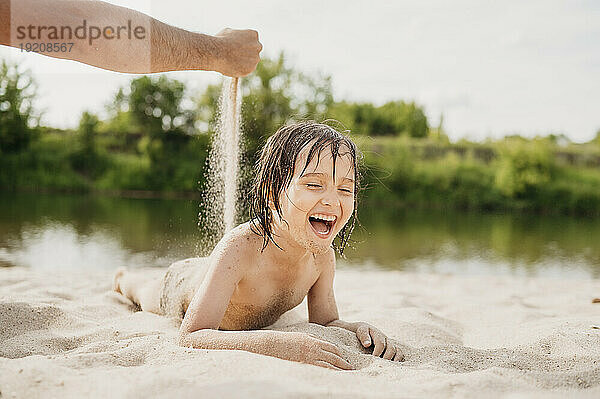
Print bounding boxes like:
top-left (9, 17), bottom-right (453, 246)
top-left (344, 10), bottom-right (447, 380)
top-left (1, 192), bottom-right (599, 279)
top-left (199, 77), bottom-right (241, 252)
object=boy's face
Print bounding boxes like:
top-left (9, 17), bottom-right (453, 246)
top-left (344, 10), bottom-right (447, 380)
top-left (273, 143), bottom-right (355, 255)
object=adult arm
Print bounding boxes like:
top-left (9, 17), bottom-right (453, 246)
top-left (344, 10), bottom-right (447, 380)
top-left (0, 0), bottom-right (261, 76)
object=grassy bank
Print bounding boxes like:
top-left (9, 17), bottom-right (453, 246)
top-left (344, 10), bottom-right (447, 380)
top-left (356, 136), bottom-right (600, 216)
top-left (0, 128), bottom-right (209, 198)
top-left (2, 130), bottom-right (600, 216)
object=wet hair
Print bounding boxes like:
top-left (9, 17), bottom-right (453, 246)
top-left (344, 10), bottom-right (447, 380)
top-left (249, 121), bottom-right (362, 256)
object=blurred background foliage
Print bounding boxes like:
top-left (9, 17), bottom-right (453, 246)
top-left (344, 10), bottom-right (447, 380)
top-left (1, 54), bottom-right (600, 216)
top-left (0, 60), bottom-right (39, 153)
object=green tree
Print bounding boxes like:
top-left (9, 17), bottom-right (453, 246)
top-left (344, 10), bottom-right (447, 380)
top-left (0, 60), bottom-right (39, 153)
top-left (242, 52), bottom-right (333, 163)
top-left (128, 76), bottom-right (196, 139)
top-left (70, 111), bottom-right (107, 178)
top-left (328, 100), bottom-right (429, 137)
top-left (494, 138), bottom-right (556, 198)
top-left (100, 87), bottom-right (140, 152)
top-left (592, 129), bottom-right (600, 146)
top-left (429, 113), bottom-right (450, 143)
top-left (196, 52), bottom-right (333, 168)
top-left (328, 102), bottom-right (377, 135)
top-left (114, 76), bottom-right (198, 188)
top-left (79, 111), bottom-right (99, 156)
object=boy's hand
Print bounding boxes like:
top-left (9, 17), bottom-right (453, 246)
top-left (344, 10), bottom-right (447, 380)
top-left (356, 322), bottom-right (404, 362)
top-left (281, 332), bottom-right (355, 371)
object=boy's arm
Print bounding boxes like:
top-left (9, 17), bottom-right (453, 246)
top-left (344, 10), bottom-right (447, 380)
top-left (307, 248), bottom-right (340, 326)
top-left (177, 239), bottom-right (354, 370)
top-left (308, 248), bottom-right (404, 362)
top-left (179, 328), bottom-right (353, 370)
top-left (178, 243), bottom-right (246, 333)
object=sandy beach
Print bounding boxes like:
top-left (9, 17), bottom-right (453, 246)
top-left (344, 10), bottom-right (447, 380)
top-left (1, 265), bottom-right (600, 398)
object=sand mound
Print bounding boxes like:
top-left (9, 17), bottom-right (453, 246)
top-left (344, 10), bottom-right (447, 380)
top-left (1, 266), bottom-right (600, 398)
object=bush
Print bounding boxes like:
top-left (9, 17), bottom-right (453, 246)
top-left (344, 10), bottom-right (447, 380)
top-left (494, 139), bottom-right (556, 198)
top-left (0, 60), bottom-right (39, 153)
top-left (328, 100), bottom-right (429, 137)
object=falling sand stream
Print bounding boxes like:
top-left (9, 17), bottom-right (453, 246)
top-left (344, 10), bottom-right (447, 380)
top-left (199, 77), bottom-right (242, 252)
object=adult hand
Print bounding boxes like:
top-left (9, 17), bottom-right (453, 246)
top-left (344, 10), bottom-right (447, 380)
top-left (212, 28), bottom-right (262, 77)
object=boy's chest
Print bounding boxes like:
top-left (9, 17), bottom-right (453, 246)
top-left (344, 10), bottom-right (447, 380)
top-left (221, 259), bottom-right (320, 330)
top-left (235, 259), bottom-right (320, 308)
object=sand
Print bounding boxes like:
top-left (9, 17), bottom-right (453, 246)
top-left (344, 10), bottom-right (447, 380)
top-left (1, 265), bottom-right (600, 399)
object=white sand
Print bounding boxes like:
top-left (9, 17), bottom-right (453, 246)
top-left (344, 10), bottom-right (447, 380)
top-left (1, 266), bottom-right (600, 398)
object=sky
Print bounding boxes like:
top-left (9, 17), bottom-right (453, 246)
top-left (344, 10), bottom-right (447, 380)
top-left (1, 0), bottom-right (599, 142)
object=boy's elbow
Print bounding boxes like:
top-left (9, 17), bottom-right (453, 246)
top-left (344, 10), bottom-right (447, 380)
top-left (177, 324), bottom-right (196, 347)
top-left (323, 319), bottom-right (344, 328)
top-left (309, 315), bottom-right (338, 326)
top-left (177, 331), bottom-right (191, 347)
top-left (177, 328), bottom-right (215, 348)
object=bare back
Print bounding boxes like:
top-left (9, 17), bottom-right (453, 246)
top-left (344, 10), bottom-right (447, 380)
top-left (161, 222), bottom-right (321, 330)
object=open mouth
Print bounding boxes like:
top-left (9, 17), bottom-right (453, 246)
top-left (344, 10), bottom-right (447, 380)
top-left (308, 214), bottom-right (337, 239)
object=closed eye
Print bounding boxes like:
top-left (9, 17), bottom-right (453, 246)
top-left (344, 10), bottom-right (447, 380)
top-left (339, 188), bottom-right (353, 193)
top-left (307, 184), bottom-right (322, 188)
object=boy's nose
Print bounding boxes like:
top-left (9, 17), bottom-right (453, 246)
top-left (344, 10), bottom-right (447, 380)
top-left (320, 189), bottom-right (339, 207)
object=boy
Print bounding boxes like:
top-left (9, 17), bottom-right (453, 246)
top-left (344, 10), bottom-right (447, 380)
top-left (113, 121), bottom-right (404, 370)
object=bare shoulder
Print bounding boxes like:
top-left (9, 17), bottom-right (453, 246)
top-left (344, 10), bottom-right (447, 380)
top-left (207, 221), bottom-right (263, 272)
